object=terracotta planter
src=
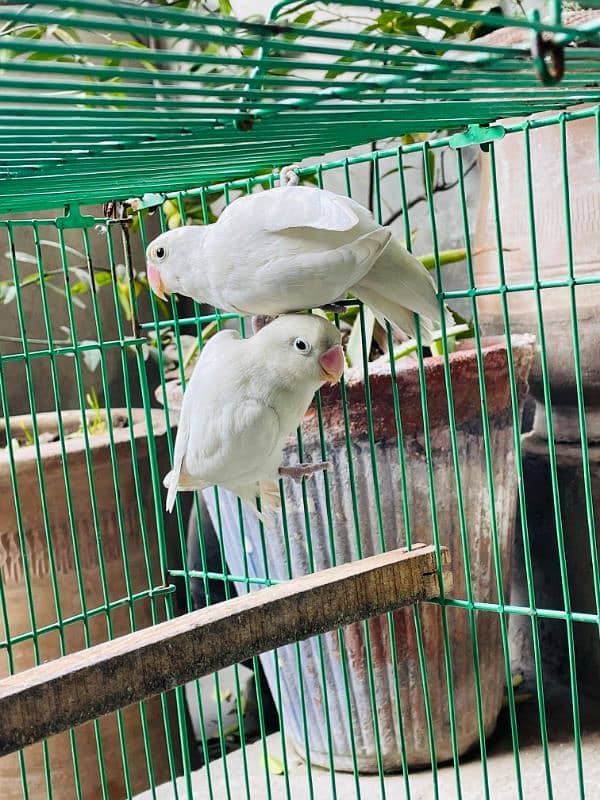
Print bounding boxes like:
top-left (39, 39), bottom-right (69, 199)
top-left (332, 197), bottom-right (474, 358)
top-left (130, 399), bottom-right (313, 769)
top-left (518, 433), bottom-right (600, 700)
top-left (472, 92), bottom-right (600, 691)
top-left (472, 107), bottom-right (600, 442)
top-left (203, 335), bottom-right (535, 771)
top-left (0, 409), bottom-right (178, 799)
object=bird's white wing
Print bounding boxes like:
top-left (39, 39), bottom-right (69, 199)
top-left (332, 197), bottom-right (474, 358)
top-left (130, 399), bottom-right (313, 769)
top-left (229, 186), bottom-right (360, 232)
top-left (165, 329), bottom-right (240, 512)
top-left (221, 227), bottom-right (391, 316)
top-left (165, 394), bottom-right (192, 512)
top-left (196, 328), bottom-right (240, 363)
top-left (185, 397), bottom-right (281, 488)
top-left (204, 187), bottom-right (389, 314)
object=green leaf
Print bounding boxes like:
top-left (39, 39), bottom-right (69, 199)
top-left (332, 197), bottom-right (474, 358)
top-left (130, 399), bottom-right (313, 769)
top-left (261, 753), bottom-right (285, 776)
top-left (26, 51), bottom-right (76, 62)
top-left (429, 324), bottom-right (471, 356)
top-left (140, 60), bottom-right (159, 72)
top-left (20, 421), bottom-right (34, 446)
top-left (418, 248), bottom-right (467, 271)
top-left (44, 279), bottom-right (87, 308)
top-left (293, 10), bottom-right (315, 25)
top-left (429, 338), bottom-right (451, 356)
top-left (69, 267), bottom-right (93, 292)
top-left (70, 281), bottom-right (88, 295)
top-left (70, 270), bottom-right (111, 295)
top-left (218, 0), bottom-right (233, 14)
top-left (386, 339), bottom-right (418, 362)
top-left (117, 282), bottom-right (134, 321)
top-left (424, 149), bottom-right (435, 195)
top-left (94, 270), bottom-right (113, 288)
top-left (12, 25), bottom-right (45, 40)
top-left (52, 27), bottom-right (81, 45)
top-left (86, 386), bottom-right (101, 411)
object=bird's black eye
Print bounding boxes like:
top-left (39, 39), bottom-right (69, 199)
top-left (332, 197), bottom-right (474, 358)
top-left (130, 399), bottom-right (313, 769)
top-left (294, 337), bottom-right (311, 354)
top-left (155, 246), bottom-right (165, 260)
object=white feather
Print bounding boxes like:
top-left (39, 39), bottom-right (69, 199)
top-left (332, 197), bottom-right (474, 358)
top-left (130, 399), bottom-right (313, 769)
top-left (163, 314), bottom-right (342, 520)
top-left (147, 186), bottom-right (450, 339)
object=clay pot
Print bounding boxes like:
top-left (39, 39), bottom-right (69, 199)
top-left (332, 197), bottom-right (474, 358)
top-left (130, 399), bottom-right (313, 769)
top-left (472, 108), bottom-right (600, 441)
top-left (517, 433), bottom-right (600, 700)
top-left (0, 409), bottom-right (179, 799)
top-left (472, 94), bottom-right (600, 692)
top-left (203, 335), bottom-right (535, 771)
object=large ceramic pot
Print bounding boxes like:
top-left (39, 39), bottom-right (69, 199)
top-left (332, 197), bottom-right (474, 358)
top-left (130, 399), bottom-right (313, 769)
top-left (471, 43), bottom-right (600, 687)
top-left (203, 335), bottom-right (535, 771)
top-left (517, 433), bottom-right (600, 701)
top-left (472, 107), bottom-right (600, 441)
top-left (0, 409), bottom-right (179, 799)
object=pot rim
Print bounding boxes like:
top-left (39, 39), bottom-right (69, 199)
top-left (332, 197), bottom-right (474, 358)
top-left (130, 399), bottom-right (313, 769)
top-left (344, 333), bottom-right (536, 387)
top-left (0, 407), bottom-right (168, 464)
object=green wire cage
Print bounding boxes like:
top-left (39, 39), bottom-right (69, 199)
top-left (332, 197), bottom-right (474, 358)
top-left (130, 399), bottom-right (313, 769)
top-left (0, 1), bottom-right (599, 798)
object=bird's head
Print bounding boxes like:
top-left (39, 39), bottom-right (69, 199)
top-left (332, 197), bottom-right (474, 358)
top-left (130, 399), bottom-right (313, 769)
top-left (145, 227), bottom-right (205, 301)
top-left (255, 314), bottom-right (345, 390)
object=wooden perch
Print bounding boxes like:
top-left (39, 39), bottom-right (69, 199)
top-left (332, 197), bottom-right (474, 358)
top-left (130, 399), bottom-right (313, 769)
top-left (0, 544), bottom-right (451, 756)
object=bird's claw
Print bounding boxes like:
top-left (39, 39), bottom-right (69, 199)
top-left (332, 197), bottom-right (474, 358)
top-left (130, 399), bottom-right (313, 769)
top-left (279, 461), bottom-right (332, 484)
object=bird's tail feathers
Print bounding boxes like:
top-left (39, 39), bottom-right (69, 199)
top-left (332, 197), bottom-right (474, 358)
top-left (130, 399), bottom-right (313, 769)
top-left (354, 238), bottom-right (458, 343)
top-left (259, 479), bottom-right (282, 512)
top-left (163, 469), bottom-right (207, 513)
top-left (236, 480), bottom-right (281, 529)
top-left (355, 284), bottom-right (453, 345)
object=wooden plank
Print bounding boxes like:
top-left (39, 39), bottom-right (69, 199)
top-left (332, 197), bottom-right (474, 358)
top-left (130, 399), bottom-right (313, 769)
top-left (0, 544), bottom-right (451, 756)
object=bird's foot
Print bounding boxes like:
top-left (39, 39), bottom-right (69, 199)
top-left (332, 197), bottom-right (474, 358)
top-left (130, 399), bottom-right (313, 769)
top-left (251, 314), bottom-right (275, 334)
top-left (279, 461), bottom-right (332, 484)
top-left (318, 303), bottom-right (346, 315)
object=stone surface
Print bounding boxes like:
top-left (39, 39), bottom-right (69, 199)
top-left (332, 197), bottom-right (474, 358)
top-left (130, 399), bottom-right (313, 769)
top-left (137, 686), bottom-right (600, 800)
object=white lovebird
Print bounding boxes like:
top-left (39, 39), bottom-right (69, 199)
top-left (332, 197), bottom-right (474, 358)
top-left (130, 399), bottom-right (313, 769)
top-left (146, 185), bottom-right (451, 342)
top-left (164, 313), bottom-right (345, 521)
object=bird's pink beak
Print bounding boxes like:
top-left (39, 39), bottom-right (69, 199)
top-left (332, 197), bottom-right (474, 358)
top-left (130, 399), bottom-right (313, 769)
top-left (147, 263), bottom-right (168, 301)
top-left (319, 344), bottom-right (345, 385)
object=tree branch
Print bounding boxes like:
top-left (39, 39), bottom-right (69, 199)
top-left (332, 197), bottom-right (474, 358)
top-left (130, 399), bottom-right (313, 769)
top-left (383, 158), bottom-right (478, 228)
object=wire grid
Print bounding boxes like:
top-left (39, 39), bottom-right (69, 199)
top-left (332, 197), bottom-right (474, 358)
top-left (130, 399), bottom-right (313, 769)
top-left (0, 101), bottom-right (599, 799)
top-left (0, 0), bottom-right (599, 213)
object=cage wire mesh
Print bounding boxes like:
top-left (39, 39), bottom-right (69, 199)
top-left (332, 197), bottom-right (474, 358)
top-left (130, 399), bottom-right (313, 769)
top-left (0, 1), bottom-right (600, 799)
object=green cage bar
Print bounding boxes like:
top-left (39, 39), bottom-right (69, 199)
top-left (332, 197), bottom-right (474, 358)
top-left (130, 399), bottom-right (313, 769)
top-left (1, 2), bottom-right (600, 800)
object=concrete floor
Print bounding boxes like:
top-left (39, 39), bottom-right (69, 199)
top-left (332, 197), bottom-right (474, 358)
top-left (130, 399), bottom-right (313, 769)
top-left (136, 685), bottom-right (600, 800)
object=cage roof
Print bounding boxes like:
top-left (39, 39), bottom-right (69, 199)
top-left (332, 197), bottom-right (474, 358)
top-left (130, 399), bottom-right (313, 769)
top-left (0, 0), bottom-right (598, 214)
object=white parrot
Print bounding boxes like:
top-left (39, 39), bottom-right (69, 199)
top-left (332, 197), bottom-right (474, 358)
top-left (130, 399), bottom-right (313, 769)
top-left (163, 313), bottom-right (345, 521)
top-left (146, 185), bottom-right (452, 342)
